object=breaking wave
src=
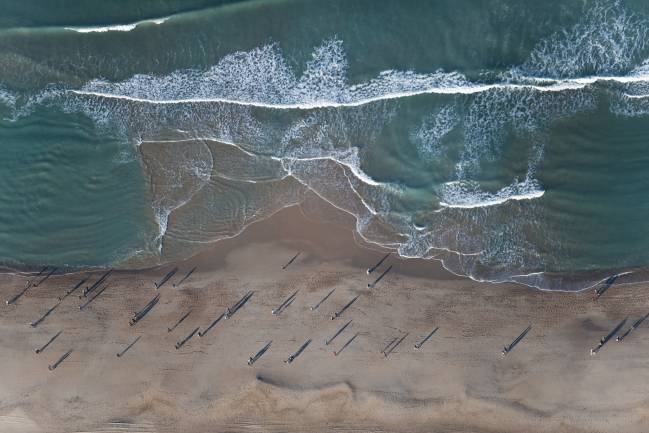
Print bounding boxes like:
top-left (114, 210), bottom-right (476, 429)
top-left (70, 71), bottom-right (649, 110)
top-left (72, 39), bottom-right (473, 110)
top-left (3, 0), bottom-right (649, 291)
top-left (64, 17), bottom-right (169, 33)
top-left (439, 179), bottom-right (545, 209)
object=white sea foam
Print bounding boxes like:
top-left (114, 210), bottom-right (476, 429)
top-left (68, 38), bottom-right (484, 110)
top-left (43, 28), bottom-right (645, 274)
top-left (607, 58), bottom-right (649, 116)
top-left (65, 17), bottom-right (169, 33)
top-left (611, 91), bottom-right (649, 117)
top-left (438, 178), bottom-right (545, 209)
top-left (412, 104), bottom-right (458, 158)
top-left (57, 9), bottom-right (649, 112)
top-left (0, 86), bottom-right (16, 116)
top-left (622, 92), bottom-right (649, 99)
top-left (278, 150), bottom-right (381, 188)
top-left (518, 0), bottom-right (649, 78)
top-left (69, 73), bottom-right (649, 111)
top-left (630, 58), bottom-right (649, 77)
top-left (277, 102), bottom-right (396, 189)
top-left (609, 58), bottom-right (649, 113)
top-left (8, 0), bottom-right (649, 291)
top-left (400, 0), bottom-right (642, 282)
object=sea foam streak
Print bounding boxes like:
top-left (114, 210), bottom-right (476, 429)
top-left (70, 73), bottom-right (649, 110)
top-left (0, 86), bottom-right (16, 110)
top-left (411, 105), bottom-right (459, 158)
top-left (70, 44), bottom-right (473, 110)
top-left (65, 17), bottom-right (169, 33)
top-left (438, 179), bottom-right (545, 209)
top-left (63, 31), bottom-right (649, 111)
top-left (5, 0), bottom-right (649, 291)
top-left (517, 0), bottom-right (649, 78)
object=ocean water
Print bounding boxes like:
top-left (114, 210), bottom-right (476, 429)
top-left (2, 0), bottom-right (649, 290)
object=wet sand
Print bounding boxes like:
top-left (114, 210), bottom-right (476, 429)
top-left (1, 205), bottom-right (648, 433)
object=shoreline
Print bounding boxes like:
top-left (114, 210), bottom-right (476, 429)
top-left (1, 204), bottom-right (649, 432)
top-left (2, 196), bottom-right (645, 294)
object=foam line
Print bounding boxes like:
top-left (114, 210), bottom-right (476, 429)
top-left (11, 19), bottom-right (647, 293)
top-left (438, 178), bottom-right (546, 209)
top-left (66, 71), bottom-right (649, 112)
top-left (439, 190), bottom-right (545, 209)
top-left (623, 93), bottom-right (649, 99)
top-left (65, 17), bottom-right (169, 33)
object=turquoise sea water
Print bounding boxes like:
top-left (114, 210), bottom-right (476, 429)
top-left (2, 0), bottom-right (649, 290)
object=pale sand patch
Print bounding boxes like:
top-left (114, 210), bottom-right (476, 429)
top-left (0, 409), bottom-right (43, 433)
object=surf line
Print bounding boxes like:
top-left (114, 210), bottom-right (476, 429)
top-left (66, 73), bottom-right (648, 111)
top-left (64, 17), bottom-right (169, 33)
top-left (439, 189), bottom-right (546, 209)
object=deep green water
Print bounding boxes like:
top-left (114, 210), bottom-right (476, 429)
top-left (1, 0), bottom-right (649, 289)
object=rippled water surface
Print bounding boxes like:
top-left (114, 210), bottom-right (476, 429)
top-left (2, 0), bottom-right (649, 289)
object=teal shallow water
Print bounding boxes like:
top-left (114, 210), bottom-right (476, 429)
top-left (0, 107), bottom-right (154, 267)
top-left (1, 0), bottom-right (649, 290)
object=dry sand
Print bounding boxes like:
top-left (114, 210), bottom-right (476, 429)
top-left (1, 205), bottom-right (648, 433)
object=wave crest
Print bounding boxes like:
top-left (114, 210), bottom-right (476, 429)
top-left (64, 17), bottom-right (169, 33)
top-left (4, 0), bottom-right (649, 290)
top-left (439, 178), bottom-right (545, 209)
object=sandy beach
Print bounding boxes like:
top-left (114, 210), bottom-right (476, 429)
top-left (1, 204), bottom-right (648, 433)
